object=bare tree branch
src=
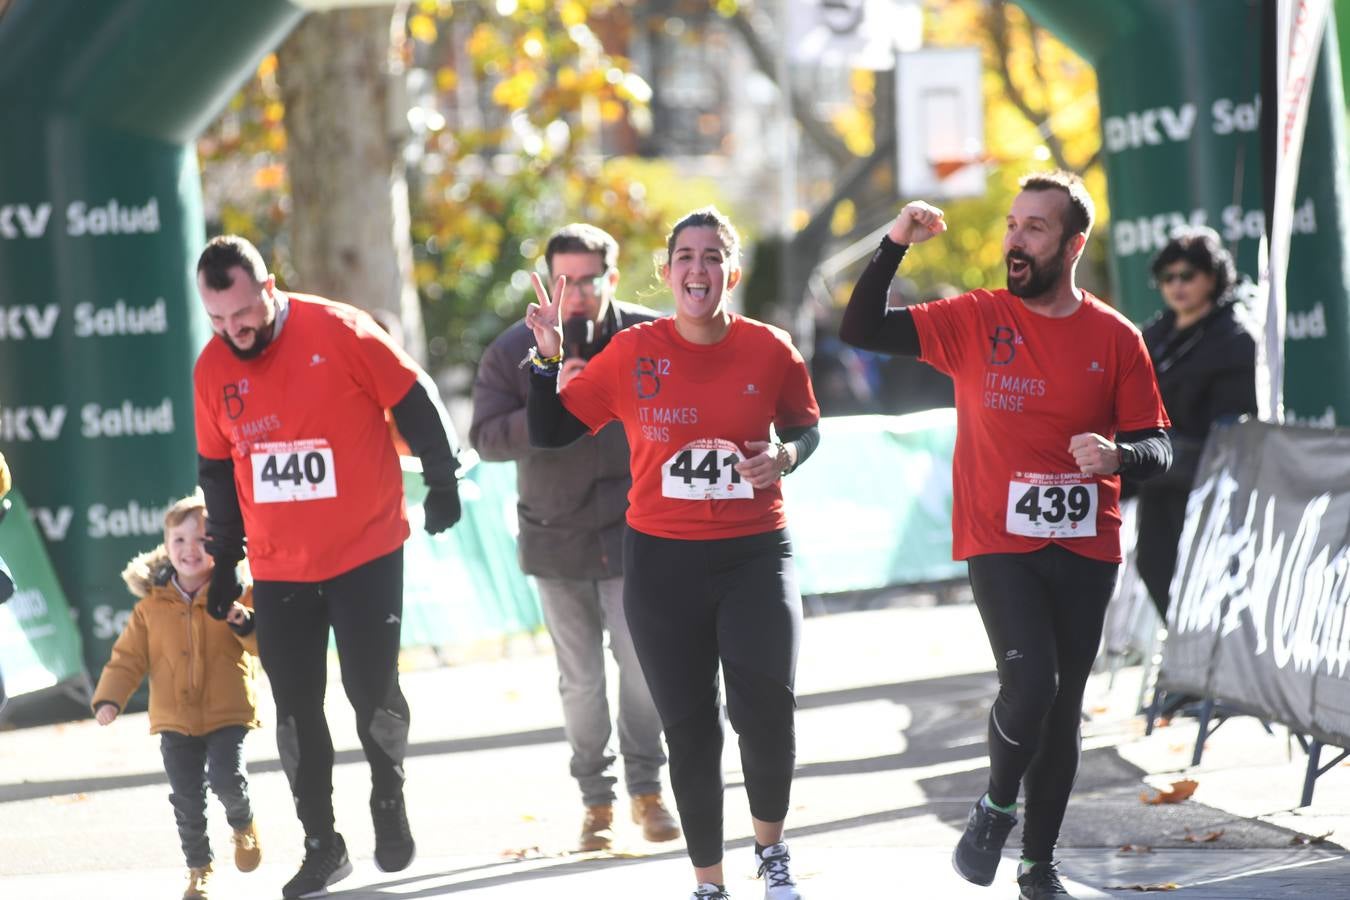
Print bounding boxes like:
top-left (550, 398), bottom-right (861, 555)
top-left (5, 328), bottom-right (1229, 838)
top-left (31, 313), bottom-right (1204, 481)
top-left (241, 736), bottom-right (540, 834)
top-left (726, 7), bottom-right (854, 167)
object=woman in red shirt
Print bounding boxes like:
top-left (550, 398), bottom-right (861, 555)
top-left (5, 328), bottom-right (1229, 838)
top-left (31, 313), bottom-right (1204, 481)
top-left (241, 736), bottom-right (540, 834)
top-left (527, 208), bottom-right (820, 900)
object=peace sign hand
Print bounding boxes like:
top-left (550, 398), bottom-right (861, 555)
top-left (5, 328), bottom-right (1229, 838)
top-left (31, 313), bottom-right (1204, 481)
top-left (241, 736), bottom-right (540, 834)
top-left (526, 272), bottom-right (566, 359)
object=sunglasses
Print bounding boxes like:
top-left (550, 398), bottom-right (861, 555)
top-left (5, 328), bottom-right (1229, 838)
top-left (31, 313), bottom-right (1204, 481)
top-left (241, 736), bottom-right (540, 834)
top-left (1158, 268), bottom-right (1199, 285)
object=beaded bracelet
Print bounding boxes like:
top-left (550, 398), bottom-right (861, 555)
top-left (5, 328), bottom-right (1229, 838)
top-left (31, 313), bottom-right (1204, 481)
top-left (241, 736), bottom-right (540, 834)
top-left (527, 347), bottom-right (563, 375)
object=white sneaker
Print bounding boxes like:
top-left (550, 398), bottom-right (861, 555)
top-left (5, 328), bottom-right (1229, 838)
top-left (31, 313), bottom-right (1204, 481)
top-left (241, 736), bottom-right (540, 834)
top-left (756, 842), bottom-right (802, 899)
top-left (692, 883), bottom-right (731, 899)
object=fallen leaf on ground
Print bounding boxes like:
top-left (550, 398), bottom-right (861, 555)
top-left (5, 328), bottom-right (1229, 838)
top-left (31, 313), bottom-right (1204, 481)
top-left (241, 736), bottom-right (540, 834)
top-left (1117, 844), bottom-right (1154, 854)
top-left (1290, 831), bottom-right (1334, 845)
top-left (1107, 884), bottom-right (1180, 892)
top-left (500, 846), bottom-right (543, 859)
top-left (1183, 828), bottom-right (1224, 843)
top-left (1140, 779), bottom-right (1199, 805)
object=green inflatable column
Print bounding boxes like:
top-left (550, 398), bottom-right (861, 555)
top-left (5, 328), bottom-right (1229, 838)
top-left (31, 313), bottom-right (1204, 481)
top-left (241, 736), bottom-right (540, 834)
top-left (1019, 0), bottom-right (1350, 426)
top-left (0, 0), bottom-right (303, 678)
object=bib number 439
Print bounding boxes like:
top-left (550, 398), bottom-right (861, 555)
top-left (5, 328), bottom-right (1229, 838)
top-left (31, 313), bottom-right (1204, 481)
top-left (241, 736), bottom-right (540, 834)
top-left (661, 438), bottom-right (753, 500)
top-left (1005, 480), bottom-right (1097, 538)
top-left (252, 440), bottom-right (337, 503)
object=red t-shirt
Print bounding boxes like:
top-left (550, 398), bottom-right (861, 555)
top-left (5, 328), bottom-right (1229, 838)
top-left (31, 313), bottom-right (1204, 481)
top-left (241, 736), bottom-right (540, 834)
top-left (194, 294), bottom-right (419, 581)
top-left (910, 289), bottom-right (1169, 563)
top-left (560, 315), bottom-right (820, 541)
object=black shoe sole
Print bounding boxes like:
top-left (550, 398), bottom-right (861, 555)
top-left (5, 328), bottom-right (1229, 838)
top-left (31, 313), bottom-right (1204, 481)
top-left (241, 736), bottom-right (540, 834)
top-left (374, 844), bottom-right (416, 873)
top-left (952, 847), bottom-right (998, 887)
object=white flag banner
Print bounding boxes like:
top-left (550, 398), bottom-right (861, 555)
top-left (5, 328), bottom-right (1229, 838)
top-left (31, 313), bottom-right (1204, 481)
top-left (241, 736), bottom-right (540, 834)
top-left (1255, 0), bottom-right (1332, 422)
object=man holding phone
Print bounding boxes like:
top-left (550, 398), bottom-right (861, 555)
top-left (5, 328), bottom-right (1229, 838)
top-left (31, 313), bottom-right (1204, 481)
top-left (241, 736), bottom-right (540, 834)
top-left (470, 223), bottom-right (677, 852)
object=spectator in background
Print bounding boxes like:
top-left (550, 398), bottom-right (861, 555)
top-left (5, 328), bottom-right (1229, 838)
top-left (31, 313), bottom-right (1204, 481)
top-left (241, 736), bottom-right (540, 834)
top-left (1130, 227), bottom-right (1256, 621)
top-left (470, 223), bottom-right (679, 852)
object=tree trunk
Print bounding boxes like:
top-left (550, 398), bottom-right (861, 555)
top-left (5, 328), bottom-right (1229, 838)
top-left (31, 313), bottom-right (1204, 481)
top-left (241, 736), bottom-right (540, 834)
top-left (276, 5), bottom-right (425, 363)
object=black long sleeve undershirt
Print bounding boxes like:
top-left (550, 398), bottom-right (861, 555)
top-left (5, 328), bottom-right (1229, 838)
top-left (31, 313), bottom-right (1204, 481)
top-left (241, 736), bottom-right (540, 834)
top-left (840, 237), bottom-right (920, 356)
top-left (390, 375), bottom-right (461, 489)
top-left (198, 454), bottom-right (245, 564)
top-left (527, 370), bottom-right (589, 448)
top-left (1115, 428), bottom-right (1171, 481)
top-left (526, 369), bottom-right (821, 471)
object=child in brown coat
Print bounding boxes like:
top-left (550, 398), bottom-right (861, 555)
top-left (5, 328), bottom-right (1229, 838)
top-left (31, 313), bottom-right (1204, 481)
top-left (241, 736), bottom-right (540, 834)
top-left (92, 491), bottom-right (263, 900)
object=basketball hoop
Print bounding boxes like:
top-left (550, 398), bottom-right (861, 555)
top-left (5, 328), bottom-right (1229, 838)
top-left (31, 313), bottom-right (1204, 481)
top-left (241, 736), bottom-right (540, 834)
top-left (930, 155), bottom-right (992, 181)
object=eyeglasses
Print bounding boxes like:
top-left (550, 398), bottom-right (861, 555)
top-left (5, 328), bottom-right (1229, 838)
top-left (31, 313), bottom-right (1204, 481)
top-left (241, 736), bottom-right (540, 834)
top-left (1158, 268), bottom-right (1199, 285)
top-left (562, 272), bottom-right (609, 297)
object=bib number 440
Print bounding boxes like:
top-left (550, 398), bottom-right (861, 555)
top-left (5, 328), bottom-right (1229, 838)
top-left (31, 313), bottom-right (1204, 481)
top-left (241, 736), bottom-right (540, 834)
top-left (252, 440), bottom-right (338, 503)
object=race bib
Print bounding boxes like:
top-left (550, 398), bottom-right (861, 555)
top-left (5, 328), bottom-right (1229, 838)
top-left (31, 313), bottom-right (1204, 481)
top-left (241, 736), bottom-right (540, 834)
top-left (661, 438), bottom-right (753, 501)
top-left (1005, 476), bottom-right (1097, 538)
top-left (251, 439), bottom-right (337, 503)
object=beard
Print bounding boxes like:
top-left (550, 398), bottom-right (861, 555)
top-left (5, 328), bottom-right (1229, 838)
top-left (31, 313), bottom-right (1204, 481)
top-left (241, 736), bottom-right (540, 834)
top-left (1006, 249), bottom-right (1066, 301)
top-left (219, 320), bottom-right (276, 359)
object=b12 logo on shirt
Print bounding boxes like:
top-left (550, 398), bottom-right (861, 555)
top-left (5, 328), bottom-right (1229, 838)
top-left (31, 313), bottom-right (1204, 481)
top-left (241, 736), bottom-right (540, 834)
top-left (222, 379), bottom-right (250, 419)
top-left (634, 356), bottom-right (668, 399)
top-left (988, 326), bottom-right (1020, 365)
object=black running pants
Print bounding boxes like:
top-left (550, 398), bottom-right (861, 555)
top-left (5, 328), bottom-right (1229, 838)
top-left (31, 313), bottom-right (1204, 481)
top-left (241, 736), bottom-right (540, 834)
top-left (966, 544), bottom-right (1117, 863)
top-left (622, 527), bottom-right (802, 868)
top-left (252, 547), bottom-right (410, 839)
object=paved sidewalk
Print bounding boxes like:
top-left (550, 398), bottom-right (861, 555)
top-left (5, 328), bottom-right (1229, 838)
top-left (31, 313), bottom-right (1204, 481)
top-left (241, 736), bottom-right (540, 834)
top-left (2, 603), bottom-right (1347, 898)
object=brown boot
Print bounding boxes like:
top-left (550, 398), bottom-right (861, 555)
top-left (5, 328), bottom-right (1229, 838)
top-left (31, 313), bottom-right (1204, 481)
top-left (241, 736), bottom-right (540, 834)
top-left (183, 862), bottom-right (212, 900)
top-left (631, 793), bottom-right (681, 842)
top-left (232, 821), bottom-right (262, 872)
top-left (579, 803), bottom-right (615, 851)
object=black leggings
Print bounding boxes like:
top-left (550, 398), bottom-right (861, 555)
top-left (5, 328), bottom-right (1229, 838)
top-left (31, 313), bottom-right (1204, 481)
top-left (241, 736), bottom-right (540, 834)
top-left (966, 545), bottom-right (1117, 863)
top-left (253, 547), bottom-right (410, 839)
top-left (1135, 487), bottom-right (1189, 621)
top-left (622, 527), bottom-right (802, 868)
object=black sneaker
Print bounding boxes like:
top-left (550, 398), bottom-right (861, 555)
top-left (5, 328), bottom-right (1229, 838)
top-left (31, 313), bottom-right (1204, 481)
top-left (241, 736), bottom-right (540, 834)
top-left (951, 796), bottom-right (1017, 886)
top-left (282, 833), bottom-right (353, 899)
top-left (1018, 861), bottom-right (1075, 899)
top-left (372, 791), bottom-right (416, 872)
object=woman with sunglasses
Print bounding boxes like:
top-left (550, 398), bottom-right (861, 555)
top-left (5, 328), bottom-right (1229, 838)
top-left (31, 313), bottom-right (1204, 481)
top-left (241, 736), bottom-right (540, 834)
top-left (1132, 226), bottom-right (1256, 621)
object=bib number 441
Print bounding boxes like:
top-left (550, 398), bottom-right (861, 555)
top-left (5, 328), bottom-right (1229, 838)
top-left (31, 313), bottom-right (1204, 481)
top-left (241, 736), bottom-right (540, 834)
top-left (662, 439), bottom-right (753, 500)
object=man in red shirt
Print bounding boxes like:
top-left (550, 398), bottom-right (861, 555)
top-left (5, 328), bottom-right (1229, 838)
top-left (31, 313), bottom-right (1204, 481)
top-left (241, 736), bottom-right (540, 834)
top-left (841, 172), bottom-right (1172, 900)
top-left (193, 235), bottom-right (463, 899)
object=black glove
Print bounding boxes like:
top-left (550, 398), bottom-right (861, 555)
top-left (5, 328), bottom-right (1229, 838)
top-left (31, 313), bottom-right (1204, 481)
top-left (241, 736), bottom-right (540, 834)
top-left (228, 608), bottom-right (256, 637)
top-left (423, 484), bottom-right (462, 535)
top-left (206, 561), bottom-right (243, 620)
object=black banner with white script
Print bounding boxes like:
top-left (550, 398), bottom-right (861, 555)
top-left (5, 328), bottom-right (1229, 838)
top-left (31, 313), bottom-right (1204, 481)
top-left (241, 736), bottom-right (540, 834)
top-left (1159, 419), bottom-right (1350, 747)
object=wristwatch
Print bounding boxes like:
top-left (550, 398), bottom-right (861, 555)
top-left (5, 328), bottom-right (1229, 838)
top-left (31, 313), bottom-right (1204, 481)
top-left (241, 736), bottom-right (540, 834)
top-left (772, 441), bottom-right (793, 476)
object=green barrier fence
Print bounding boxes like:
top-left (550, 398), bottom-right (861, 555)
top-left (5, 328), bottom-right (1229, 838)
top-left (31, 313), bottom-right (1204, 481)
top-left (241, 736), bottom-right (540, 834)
top-left (0, 490), bottom-right (87, 707)
top-left (400, 460), bottom-right (544, 648)
top-left (4, 413), bottom-right (964, 716)
top-left (397, 412), bottom-right (965, 650)
top-left (783, 411), bottom-right (965, 593)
